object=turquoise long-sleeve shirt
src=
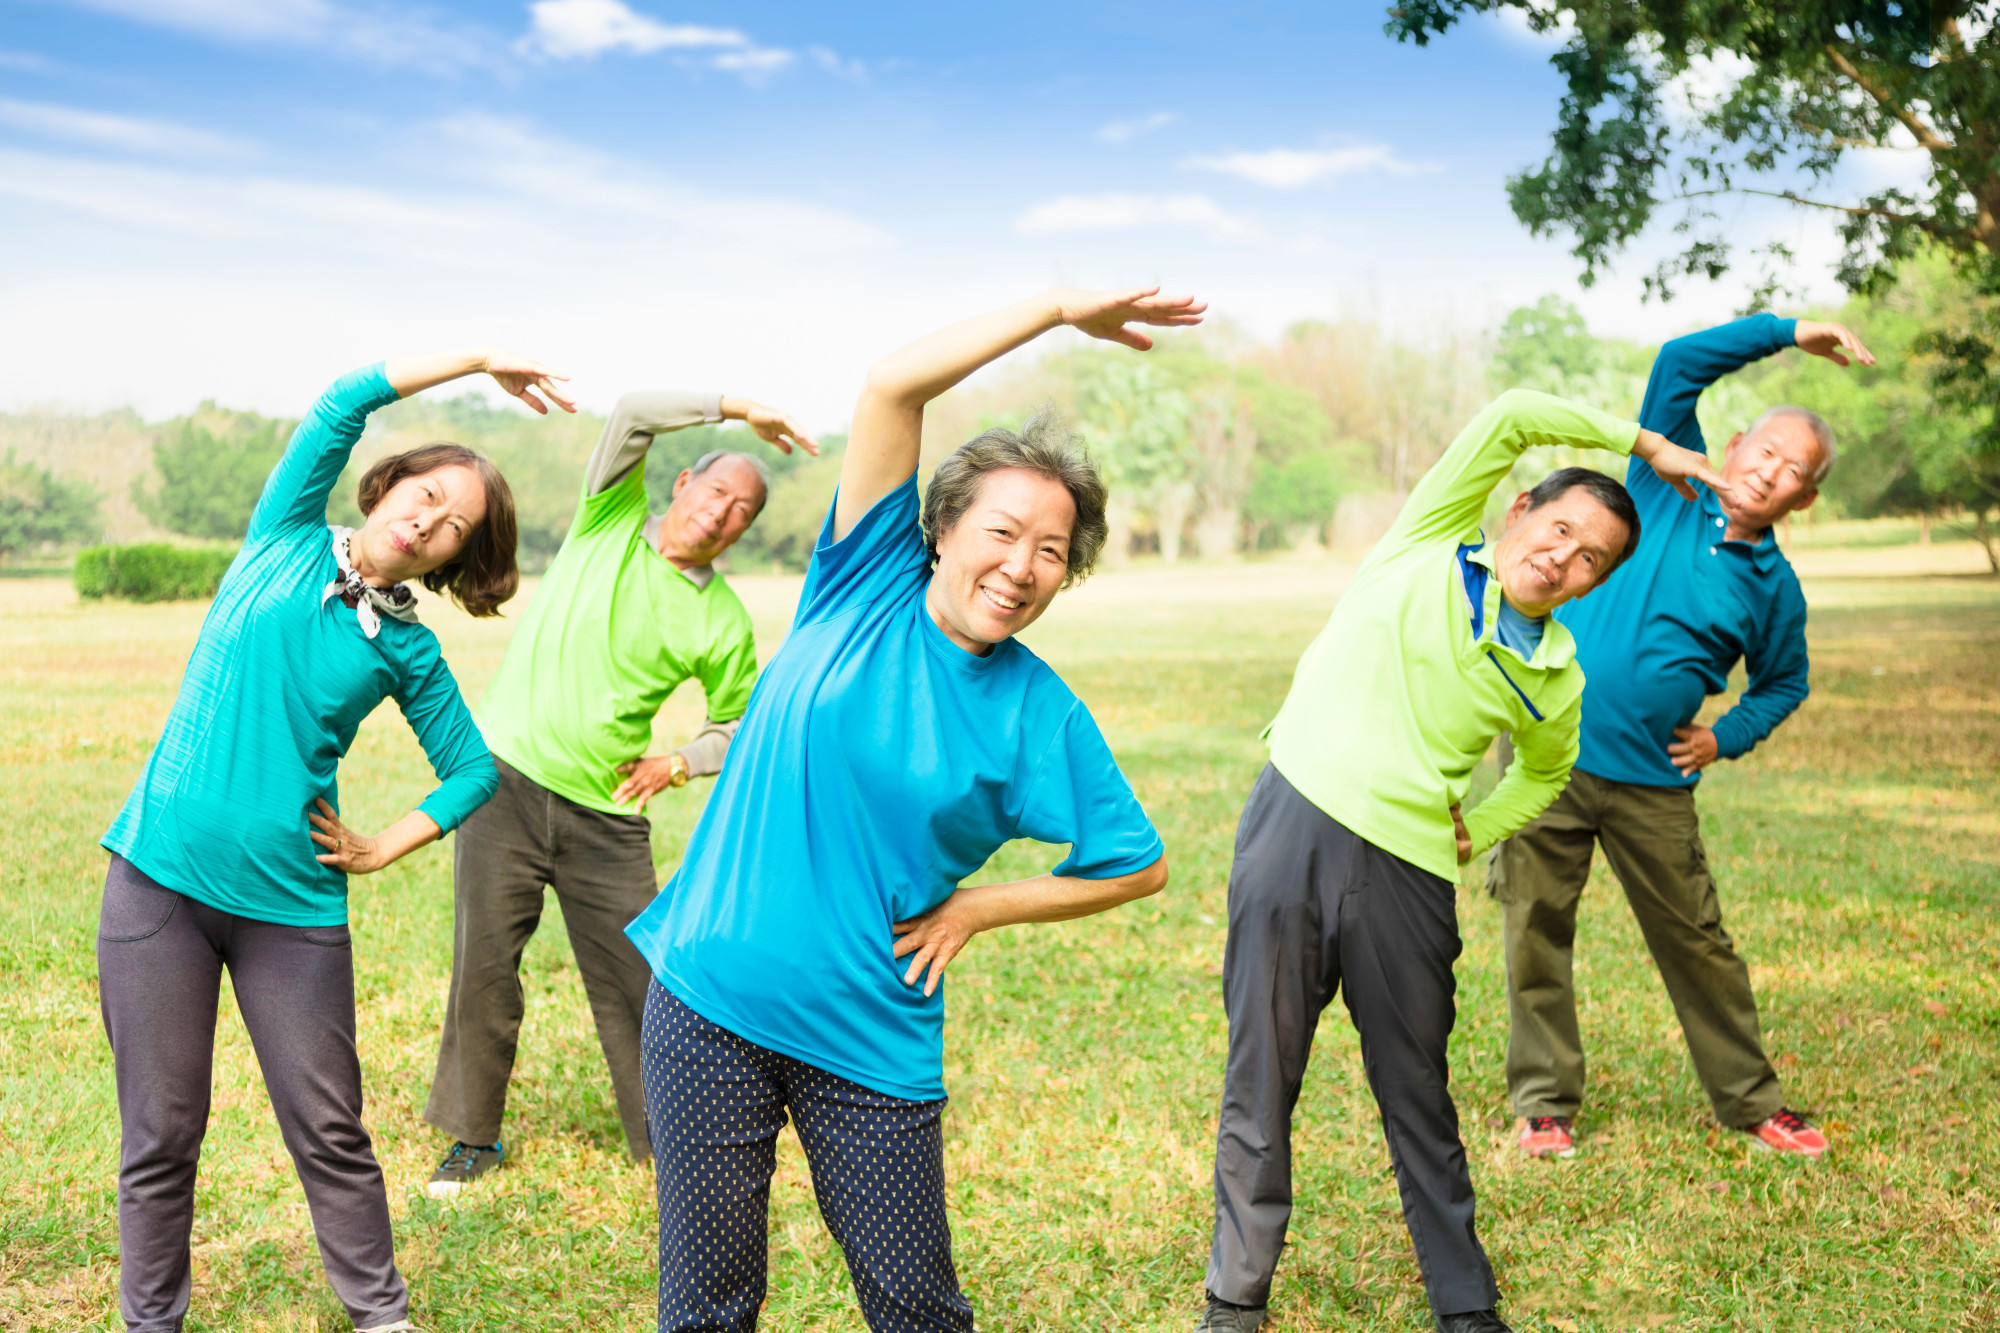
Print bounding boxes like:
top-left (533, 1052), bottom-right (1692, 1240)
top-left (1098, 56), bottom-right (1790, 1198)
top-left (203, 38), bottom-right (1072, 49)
top-left (103, 365), bottom-right (497, 926)
top-left (1557, 314), bottom-right (1812, 788)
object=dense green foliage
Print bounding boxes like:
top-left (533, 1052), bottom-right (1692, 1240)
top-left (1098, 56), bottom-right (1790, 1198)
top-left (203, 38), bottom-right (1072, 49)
top-left (133, 409), bottom-right (291, 541)
top-left (73, 542), bottom-right (238, 602)
top-left (0, 451), bottom-right (100, 560)
top-left (1387, 1), bottom-right (2000, 459)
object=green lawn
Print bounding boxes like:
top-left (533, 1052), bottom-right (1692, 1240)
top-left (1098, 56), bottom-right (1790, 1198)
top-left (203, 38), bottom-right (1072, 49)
top-left (1, 556), bottom-right (1995, 1333)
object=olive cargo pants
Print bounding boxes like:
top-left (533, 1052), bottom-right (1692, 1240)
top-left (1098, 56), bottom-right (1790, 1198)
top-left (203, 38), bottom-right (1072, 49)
top-left (1487, 768), bottom-right (1782, 1130)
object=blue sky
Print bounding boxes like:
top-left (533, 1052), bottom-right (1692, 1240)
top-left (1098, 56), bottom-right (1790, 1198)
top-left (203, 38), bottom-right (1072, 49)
top-left (1, 0), bottom-right (1913, 425)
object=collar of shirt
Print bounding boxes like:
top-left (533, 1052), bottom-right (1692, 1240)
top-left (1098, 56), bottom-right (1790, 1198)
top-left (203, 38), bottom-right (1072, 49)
top-left (641, 512), bottom-right (716, 589)
top-left (1458, 538), bottom-right (1574, 670)
top-left (1696, 482), bottom-right (1787, 574)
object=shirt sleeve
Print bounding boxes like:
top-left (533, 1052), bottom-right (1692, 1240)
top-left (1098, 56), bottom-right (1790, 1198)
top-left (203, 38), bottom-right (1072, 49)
top-left (246, 364), bottom-right (400, 543)
top-left (1709, 573), bottom-right (1810, 761)
top-left (1017, 703), bottom-right (1166, 880)
top-left (583, 391), bottom-right (724, 497)
top-left (1464, 690), bottom-right (1582, 862)
top-left (1381, 390), bottom-right (1639, 556)
top-left (395, 635), bottom-right (499, 835)
top-left (1628, 314), bottom-right (1798, 514)
top-left (794, 476), bottom-right (931, 630)
top-left (696, 616), bottom-right (759, 725)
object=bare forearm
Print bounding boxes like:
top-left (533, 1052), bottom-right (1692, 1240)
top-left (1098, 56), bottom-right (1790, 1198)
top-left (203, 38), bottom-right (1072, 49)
top-left (373, 810), bottom-right (442, 867)
top-left (838, 291), bottom-right (1066, 537)
top-left (951, 858), bottom-right (1167, 932)
top-left (383, 348), bottom-right (491, 400)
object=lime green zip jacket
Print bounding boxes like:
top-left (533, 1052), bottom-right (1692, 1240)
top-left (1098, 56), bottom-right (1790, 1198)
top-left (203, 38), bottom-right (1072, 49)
top-left (1265, 389), bottom-right (1640, 880)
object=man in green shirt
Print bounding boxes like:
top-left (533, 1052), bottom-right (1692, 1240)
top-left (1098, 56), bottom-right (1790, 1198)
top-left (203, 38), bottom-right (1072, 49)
top-left (424, 389), bottom-right (814, 1190)
top-left (1195, 390), bottom-right (1726, 1333)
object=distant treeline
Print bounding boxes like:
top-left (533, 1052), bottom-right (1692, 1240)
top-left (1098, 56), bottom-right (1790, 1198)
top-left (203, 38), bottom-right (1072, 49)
top-left (6, 257), bottom-right (1997, 572)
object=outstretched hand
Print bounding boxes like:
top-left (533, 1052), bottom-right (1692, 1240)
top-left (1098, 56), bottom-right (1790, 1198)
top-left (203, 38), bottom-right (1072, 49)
top-left (1055, 286), bottom-right (1207, 350)
top-left (726, 397), bottom-right (819, 456)
top-left (483, 350), bottom-right (577, 415)
top-left (1794, 320), bottom-right (1876, 369)
top-left (1634, 427), bottom-right (1733, 504)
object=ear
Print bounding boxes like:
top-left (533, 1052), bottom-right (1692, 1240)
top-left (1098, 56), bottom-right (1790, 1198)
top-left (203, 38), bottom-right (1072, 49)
top-left (1790, 485), bottom-right (1819, 514)
top-left (1504, 490), bottom-right (1533, 527)
top-left (670, 468), bottom-right (694, 500)
top-left (1724, 430), bottom-right (1745, 457)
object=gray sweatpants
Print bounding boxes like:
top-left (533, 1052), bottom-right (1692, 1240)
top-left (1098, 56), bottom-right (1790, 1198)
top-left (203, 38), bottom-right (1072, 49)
top-left (1208, 765), bottom-right (1498, 1317)
top-left (424, 757), bottom-right (659, 1159)
top-left (96, 854), bottom-right (407, 1333)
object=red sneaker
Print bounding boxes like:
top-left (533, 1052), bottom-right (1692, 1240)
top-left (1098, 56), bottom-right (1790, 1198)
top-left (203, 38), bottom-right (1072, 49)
top-left (1516, 1115), bottom-right (1575, 1159)
top-left (1747, 1108), bottom-right (1828, 1157)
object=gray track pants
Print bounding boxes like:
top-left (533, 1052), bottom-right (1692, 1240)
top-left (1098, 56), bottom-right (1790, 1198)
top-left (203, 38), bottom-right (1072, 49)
top-left (424, 757), bottom-right (659, 1159)
top-left (96, 855), bottom-right (407, 1333)
top-left (1207, 765), bottom-right (1498, 1317)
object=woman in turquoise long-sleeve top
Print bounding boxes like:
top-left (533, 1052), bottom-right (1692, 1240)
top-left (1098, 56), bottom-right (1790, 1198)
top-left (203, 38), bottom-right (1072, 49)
top-left (96, 348), bottom-right (573, 1333)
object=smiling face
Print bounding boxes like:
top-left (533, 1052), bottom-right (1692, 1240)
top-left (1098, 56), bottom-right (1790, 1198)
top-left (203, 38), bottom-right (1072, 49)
top-left (657, 455), bottom-right (766, 567)
top-left (1719, 414), bottom-right (1823, 532)
top-left (1493, 484), bottom-right (1632, 618)
top-left (351, 463), bottom-right (487, 584)
top-left (924, 467), bottom-right (1077, 655)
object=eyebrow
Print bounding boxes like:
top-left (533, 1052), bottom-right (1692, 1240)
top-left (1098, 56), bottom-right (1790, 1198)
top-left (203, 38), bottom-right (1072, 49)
top-left (984, 505), bottom-right (1071, 542)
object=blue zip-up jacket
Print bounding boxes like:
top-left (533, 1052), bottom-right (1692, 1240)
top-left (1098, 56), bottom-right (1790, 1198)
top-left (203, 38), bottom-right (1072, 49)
top-left (1556, 314), bottom-right (1812, 788)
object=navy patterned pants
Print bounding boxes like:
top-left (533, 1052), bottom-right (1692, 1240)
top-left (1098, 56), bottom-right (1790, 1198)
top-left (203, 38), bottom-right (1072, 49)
top-left (641, 982), bottom-right (974, 1332)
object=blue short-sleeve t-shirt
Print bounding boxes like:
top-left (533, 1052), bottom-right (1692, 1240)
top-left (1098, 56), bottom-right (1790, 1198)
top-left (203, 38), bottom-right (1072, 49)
top-left (625, 477), bottom-right (1164, 1101)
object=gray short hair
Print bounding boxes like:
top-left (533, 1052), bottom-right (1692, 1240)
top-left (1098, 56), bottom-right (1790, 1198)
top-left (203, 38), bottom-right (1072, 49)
top-left (690, 449), bottom-right (771, 509)
top-left (921, 409), bottom-right (1109, 589)
top-left (1746, 405), bottom-right (1837, 483)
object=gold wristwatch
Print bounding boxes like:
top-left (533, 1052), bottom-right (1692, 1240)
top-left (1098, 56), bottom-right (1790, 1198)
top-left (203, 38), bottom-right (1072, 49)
top-left (667, 752), bottom-right (691, 788)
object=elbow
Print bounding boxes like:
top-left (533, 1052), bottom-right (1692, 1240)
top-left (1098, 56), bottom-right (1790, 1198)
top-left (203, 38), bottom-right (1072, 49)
top-left (859, 361), bottom-right (923, 411)
top-left (1127, 855), bottom-right (1169, 901)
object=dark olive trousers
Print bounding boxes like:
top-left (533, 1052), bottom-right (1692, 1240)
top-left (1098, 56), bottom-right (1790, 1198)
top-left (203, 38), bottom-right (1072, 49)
top-left (1208, 765), bottom-right (1497, 1318)
top-left (1488, 768), bottom-right (1782, 1130)
top-left (425, 757), bottom-right (660, 1159)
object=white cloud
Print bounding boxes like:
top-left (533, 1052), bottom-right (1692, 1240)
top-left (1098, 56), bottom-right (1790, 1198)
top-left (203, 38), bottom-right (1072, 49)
top-left (1096, 111), bottom-right (1174, 145)
top-left (1015, 192), bottom-right (1255, 238)
top-left (520, 0), bottom-right (794, 81)
top-left (1184, 143), bottom-right (1427, 188)
top-left (0, 49), bottom-right (55, 71)
top-left (1485, 3), bottom-right (1576, 48)
top-left (1662, 49), bottom-right (1756, 129)
top-left (49, 0), bottom-right (501, 74)
top-left (0, 97), bottom-right (253, 158)
top-left (808, 46), bottom-right (867, 81)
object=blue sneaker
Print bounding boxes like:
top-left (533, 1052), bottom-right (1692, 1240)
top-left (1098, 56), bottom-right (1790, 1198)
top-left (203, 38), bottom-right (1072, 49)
top-left (426, 1140), bottom-right (503, 1198)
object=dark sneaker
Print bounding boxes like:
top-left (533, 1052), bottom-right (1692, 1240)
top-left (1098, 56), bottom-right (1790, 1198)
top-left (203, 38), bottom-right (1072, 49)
top-left (1747, 1108), bottom-right (1828, 1157)
top-left (1436, 1311), bottom-right (1513, 1333)
top-left (426, 1141), bottom-right (503, 1197)
top-left (1194, 1294), bottom-right (1266, 1332)
top-left (1517, 1115), bottom-right (1576, 1159)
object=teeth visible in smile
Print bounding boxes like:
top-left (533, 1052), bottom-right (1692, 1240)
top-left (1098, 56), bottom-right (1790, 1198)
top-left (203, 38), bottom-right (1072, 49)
top-left (983, 588), bottom-right (1023, 611)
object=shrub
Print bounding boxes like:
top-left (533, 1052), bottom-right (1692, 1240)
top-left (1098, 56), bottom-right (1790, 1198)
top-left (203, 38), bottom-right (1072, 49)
top-left (75, 543), bottom-right (238, 602)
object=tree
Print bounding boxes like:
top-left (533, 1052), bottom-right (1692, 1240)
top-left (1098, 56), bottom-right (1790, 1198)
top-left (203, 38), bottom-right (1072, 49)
top-left (134, 408), bottom-right (291, 541)
top-left (0, 452), bottom-right (100, 560)
top-left (1387, 2), bottom-right (2000, 445)
top-left (1744, 251), bottom-right (2000, 568)
top-left (1065, 354), bottom-right (1195, 564)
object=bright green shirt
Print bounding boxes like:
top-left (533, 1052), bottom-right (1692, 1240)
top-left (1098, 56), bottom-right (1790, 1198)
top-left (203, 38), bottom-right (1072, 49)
top-left (1264, 389), bottom-right (1640, 880)
top-left (477, 464), bottom-right (758, 814)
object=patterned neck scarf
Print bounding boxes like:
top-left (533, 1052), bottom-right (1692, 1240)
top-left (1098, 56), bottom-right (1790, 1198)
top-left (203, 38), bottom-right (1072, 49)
top-left (322, 525), bottom-right (420, 640)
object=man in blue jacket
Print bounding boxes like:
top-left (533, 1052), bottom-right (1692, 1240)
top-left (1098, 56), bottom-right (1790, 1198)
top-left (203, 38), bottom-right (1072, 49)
top-left (1490, 313), bottom-right (1874, 1161)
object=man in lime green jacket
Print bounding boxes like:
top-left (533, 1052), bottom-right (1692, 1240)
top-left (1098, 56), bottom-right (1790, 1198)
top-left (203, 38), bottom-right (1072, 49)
top-left (1196, 390), bottom-right (1727, 1333)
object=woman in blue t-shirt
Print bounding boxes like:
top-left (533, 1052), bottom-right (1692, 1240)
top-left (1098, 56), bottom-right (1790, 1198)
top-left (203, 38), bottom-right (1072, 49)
top-left (625, 287), bottom-right (1200, 1331)
top-left (97, 348), bottom-right (572, 1333)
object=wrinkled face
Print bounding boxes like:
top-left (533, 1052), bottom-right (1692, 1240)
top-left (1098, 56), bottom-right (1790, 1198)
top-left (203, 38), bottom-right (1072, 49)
top-left (1720, 416), bottom-right (1823, 531)
top-left (925, 468), bottom-right (1075, 655)
top-left (354, 464), bottom-right (487, 583)
top-left (1494, 485), bottom-right (1630, 618)
top-left (661, 456), bottom-right (765, 565)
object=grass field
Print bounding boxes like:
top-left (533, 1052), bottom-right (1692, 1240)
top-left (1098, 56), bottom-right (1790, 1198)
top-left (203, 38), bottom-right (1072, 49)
top-left (2, 545), bottom-right (1996, 1333)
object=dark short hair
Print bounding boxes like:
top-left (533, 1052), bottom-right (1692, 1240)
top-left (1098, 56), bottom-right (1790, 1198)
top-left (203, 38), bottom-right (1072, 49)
top-left (1521, 466), bottom-right (1642, 581)
top-left (920, 409), bottom-right (1109, 589)
top-left (356, 443), bottom-right (519, 617)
